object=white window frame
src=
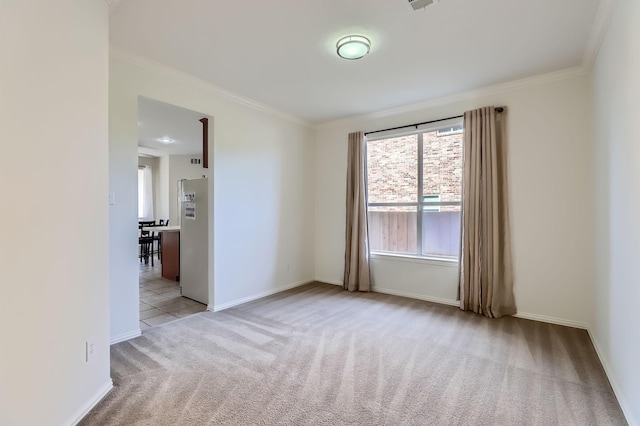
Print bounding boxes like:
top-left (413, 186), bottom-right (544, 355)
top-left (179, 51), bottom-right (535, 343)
top-left (366, 118), bottom-right (463, 261)
top-left (436, 125), bottom-right (463, 136)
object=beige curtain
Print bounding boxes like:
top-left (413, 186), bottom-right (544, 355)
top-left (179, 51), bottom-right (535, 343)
top-left (344, 131), bottom-right (371, 292)
top-left (459, 107), bottom-right (516, 318)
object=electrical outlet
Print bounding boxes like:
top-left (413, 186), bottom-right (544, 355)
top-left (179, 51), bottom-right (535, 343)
top-left (86, 340), bottom-right (95, 362)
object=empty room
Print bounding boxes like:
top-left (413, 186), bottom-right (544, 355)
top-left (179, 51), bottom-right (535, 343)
top-left (1, 0), bottom-right (638, 425)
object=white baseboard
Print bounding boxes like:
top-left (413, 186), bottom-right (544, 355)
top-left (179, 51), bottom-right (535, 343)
top-left (372, 286), bottom-right (460, 307)
top-left (588, 329), bottom-right (638, 426)
top-left (211, 278), bottom-right (314, 312)
top-left (513, 312), bottom-right (587, 329)
top-left (314, 277), bottom-right (342, 286)
top-left (63, 379), bottom-right (113, 426)
top-left (369, 288), bottom-right (589, 331)
top-left (110, 329), bottom-right (142, 345)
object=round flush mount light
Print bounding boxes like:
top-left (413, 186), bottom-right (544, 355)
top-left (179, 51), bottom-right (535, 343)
top-left (336, 35), bottom-right (371, 60)
top-left (158, 137), bottom-right (175, 144)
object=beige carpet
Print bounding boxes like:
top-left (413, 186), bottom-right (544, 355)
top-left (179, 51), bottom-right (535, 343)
top-left (82, 283), bottom-right (626, 425)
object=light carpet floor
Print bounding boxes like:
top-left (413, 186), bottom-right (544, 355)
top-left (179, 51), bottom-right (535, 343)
top-left (81, 282), bottom-right (627, 425)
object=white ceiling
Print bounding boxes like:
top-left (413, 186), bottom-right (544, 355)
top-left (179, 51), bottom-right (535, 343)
top-left (111, 0), bottom-right (602, 124)
top-left (138, 97), bottom-right (207, 155)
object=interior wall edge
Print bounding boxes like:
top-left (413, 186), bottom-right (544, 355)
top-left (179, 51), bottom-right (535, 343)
top-left (211, 278), bottom-right (315, 312)
top-left (588, 329), bottom-right (638, 426)
top-left (61, 380), bottom-right (113, 426)
top-left (513, 312), bottom-right (588, 330)
top-left (581, 0), bottom-right (620, 70)
top-left (314, 278), bottom-right (343, 286)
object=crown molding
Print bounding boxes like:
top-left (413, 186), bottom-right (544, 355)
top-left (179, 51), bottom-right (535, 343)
top-left (105, 0), bottom-right (128, 13)
top-left (109, 46), bottom-right (312, 128)
top-left (104, 0), bottom-right (123, 9)
top-left (317, 66), bottom-right (588, 129)
top-left (582, 0), bottom-right (618, 70)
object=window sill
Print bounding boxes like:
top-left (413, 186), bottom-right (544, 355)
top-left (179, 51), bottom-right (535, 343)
top-left (370, 252), bottom-right (459, 268)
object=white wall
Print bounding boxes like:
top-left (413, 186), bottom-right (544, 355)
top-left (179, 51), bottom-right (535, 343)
top-left (315, 71), bottom-right (594, 326)
top-left (0, 1), bottom-right (111, 424)
top-left (591, 0), bottom-right (640, 424)
top-left (168, 154), bottom-right (208, 226)
top-left (109, 50), bottom-right (316, 338)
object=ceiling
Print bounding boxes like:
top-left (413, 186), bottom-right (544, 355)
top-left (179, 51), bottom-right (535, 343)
top-left (111, 0), bottom-right (602, 124)
top-left (138, 97), bottom-right (207, 155)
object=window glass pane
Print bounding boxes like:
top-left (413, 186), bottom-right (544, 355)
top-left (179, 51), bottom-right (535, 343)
top-left (368, 206), bottom-right (417, 254)
top-left (436, 126), bottom-right (463, 136)
top-left (422, 130), bottom-right (462, 203)
top-left (422, 205), bottom-right (461, 258)
top-left (138, 168), bottom-right (145, 218)
top-left (367, 135), bottom-right (418, 203)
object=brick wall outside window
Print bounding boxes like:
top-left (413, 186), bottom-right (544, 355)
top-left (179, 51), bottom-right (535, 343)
top-left (366, 130), bottom-right (462, 205)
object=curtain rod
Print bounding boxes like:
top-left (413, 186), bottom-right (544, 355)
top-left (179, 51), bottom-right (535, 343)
top-left (364, 107), bottom-right (504, 137)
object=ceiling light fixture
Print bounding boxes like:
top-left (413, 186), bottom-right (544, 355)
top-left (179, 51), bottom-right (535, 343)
top-left (336, 35), bottom-right (371, 60)
top-left (159, 137), bottom-right (175, 144)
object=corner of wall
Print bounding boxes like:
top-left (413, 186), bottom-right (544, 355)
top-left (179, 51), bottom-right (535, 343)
top-left (587, 329), bottom-right (638, 426)
top-left (62, 380), bottom-right (113, 426)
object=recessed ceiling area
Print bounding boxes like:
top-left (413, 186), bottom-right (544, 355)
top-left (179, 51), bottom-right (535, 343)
top-left (138, 97), bottom-right (208, 156)
top-left (111, 0), bottom-right (602, 123)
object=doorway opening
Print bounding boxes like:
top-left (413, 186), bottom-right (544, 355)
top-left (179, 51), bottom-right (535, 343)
top-left (137, 96), bottom-right (211, 330)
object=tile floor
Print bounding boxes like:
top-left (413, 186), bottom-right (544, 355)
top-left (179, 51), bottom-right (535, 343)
top-left (139, 259), bottom-right (207, 331)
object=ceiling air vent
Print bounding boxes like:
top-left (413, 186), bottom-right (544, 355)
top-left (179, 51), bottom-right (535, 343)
top-left (406, 0), bottom-right (437, 12)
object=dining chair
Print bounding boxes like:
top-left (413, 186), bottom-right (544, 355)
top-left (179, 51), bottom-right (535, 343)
top-left (138, 221), bottom-right (156, 266)
top-left (153, 220), bottom-right (165, 261)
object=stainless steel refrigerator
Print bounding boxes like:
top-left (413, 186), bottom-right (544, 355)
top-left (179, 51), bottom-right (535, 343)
top-left (178, 178), bottom-right (209, 305)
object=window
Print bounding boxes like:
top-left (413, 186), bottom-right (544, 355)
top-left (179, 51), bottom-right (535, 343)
top-left (138, 167), bottom-right (145, 219)
top-left (366, 122), bottom-right (463, 259)
top-left (138, 166), bottom-right (154, 220)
